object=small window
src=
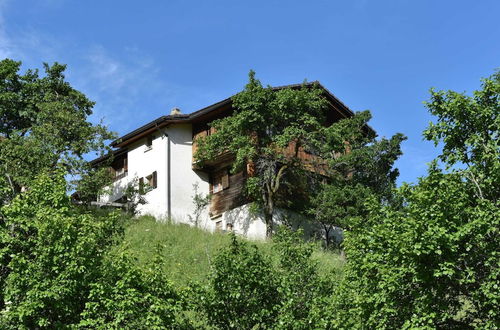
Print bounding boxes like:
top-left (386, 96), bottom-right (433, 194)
top-left (139, 171), bottom-right (157, 194)
top-left (215, 220), bottom-right (222, 232)
top-left (211, 169), bottom-right (229, 194)
top-left (226, 223), bottom-right (233, 232)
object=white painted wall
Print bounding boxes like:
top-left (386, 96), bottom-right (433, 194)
top-left (167, 124), bottom-right (213, 230)
top-left (99, 128), bottom-right (170, 219)
top-left (99, 124), bottom-right (215, 229)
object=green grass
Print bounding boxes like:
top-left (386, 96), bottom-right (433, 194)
top-left (121, 215), bottom-right (345, 287)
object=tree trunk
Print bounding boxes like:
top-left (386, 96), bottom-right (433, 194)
top-left (324, 225), bottom-right (331, 249)
top-left (263, 188), bottom-right (274, 239)
top-left (264, 210), bottom-right (273, 238)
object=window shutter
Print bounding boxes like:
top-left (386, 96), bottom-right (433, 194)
top-left (124, 157), bottom-right (128, 172)
top-left (221, 173), bottom-right (229, 190)
top-left (153, 171), bottom-right (157, 188)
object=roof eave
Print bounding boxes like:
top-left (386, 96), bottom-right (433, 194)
top-left (108, 81), bottom-right (376, 148)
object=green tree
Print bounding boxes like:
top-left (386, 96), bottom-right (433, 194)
top-left (0, 171), bottom-right (182, 328)
top-left (331, 71), bottom-right (499, 329)
top-left (0, 59), bottom-right (115, 205)
top-left (308, 180), bottom-right (373, 248)
top-left (0, 170), bottom-right (124, 327)
top-left (201, 234), bottom-right (279, 329)
top-left (273, 227), bottom-right (335, 329)
top-left (194, 71), bottom-right (328, 238)
top-left (78, 250), bottom-right (181, 329)
top-left (307, 111), bottom-right (406, 247)
top-left (424, 70), bottom-right (499, 202)
top-left (200, 228), bottom-right (335, 329)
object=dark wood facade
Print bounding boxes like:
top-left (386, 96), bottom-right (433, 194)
top-left (209, 169), bottom-right (247, 217)
top-left (187, 83), bottom-right (368, 218)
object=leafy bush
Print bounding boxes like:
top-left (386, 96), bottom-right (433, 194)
top-left (332, 167), bottom-right (499, 329)
top-left (329, 71), bottom-right (500, 329)
top-left (78, 250), bottom-right (181, 329)
top-left (0, 171), bottom-right (124, 328)
top-left (199, 228), bottom-right (336, 329)
top-left (273, 228), bottom-right (335, 329)
top-left (201, 234), bottom-right (279, 329)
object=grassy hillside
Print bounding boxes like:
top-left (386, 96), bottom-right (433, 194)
top-left (120, 215), bottom-right (345, 286)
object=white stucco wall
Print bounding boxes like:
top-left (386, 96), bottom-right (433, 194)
top-left (99, 123), bottom-right (215, 229)
top-left (166, 124), bottom-right (212, 230)
top-left (99, 128), bottom-right (170, 219)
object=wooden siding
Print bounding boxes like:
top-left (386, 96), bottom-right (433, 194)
top-left (282, 140), bottom-right (330, 176)
top-left (209, 170), bottom-right (246, 217)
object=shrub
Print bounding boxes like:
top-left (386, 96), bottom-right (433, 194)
top-left (273, 227), bottom-right (335, 329)
top-left (0, 170), bottom-right (124, 328)
top-left (331, 167), bottom-right (499, 329)
top-left (201, 234), bottom-right (279, 329)
top-left (200, 229), bottom-right (336, 329)
top-left (78, 250), bottom-right (181, 329)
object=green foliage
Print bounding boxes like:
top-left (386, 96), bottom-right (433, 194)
top-left (308, 180), bottom-right (373, 247)
top-left (307, 110), bottom-right (406, 245)
top-left (75, 166), bottom-right (114, 203)
top-left (0, 172), bottom-right (184, 328)
top-left (272, 228), bottom-right (335, 329)
top-left (333, 167), bottom-right (499, 329)
top-left (78, 249), bottom-right (181, 329)
top-left (198, 228), bottom-right (337, 329)
top-left (0, 170), bottom-right (124, 328)
top-left (331, 71), bottom-right (500, 329)
top-left (0, 59), bottom-right (115, 204)
top-left (201, 234), bottom-right (280, 329)
top-left (187, 183), bottom-right (211, 227)
top-left (195, 71), bottom-right (327, 237)
top-left (120, 176), bottom-right (152, 215)
top-left (424, 70), bottom-right (499, 202)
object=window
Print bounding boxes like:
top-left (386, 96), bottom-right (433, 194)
top-left (211, 169), bottom-right (229, 194)
top-left (145, 135), bottom-right (154, 151)
top-left (111, 156), bottom-right (128, 180)
top-left (226, 222), bottom-right (233, 232)
top-left (139, 171), bottom-right (157, 193)
top-left (215, 220), bottom-right (222, 232)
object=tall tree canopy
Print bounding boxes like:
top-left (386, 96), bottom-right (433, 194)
top-left (332, 70), bottom-right (499, 329)
top-left (195, 71), bottom-right (406, 239)
top-left (0, 59), bottom-right (115, 204)
top-left (424, 70), bottom-right (500, 202)
top-left (307, 110), bottom-right (406, 246)
top-left (194, 71), bottom-right (327, 237)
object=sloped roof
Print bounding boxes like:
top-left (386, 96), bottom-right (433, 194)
top-left (109, 81), bottom-right (369, 148)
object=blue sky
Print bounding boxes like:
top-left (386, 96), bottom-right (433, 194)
top-left (1, 0), bottom-right (499, 184)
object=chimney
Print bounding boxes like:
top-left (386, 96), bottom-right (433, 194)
top-left (170, 107), bottom-right (181, 115)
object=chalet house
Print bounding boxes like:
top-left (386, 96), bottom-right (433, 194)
top-left (91, 82), bottom-right (363, 239)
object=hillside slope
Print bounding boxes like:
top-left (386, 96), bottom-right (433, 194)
top-left (120, 216), bottom-right (345, 286)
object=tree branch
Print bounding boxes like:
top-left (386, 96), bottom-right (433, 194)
top-left (272, 164), bottom-right (288, 194)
